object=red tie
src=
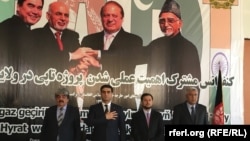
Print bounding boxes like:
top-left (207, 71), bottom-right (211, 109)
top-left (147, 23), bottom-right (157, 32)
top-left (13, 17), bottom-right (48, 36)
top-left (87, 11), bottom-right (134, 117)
top-left (55, 32), bottom-right (64, 51)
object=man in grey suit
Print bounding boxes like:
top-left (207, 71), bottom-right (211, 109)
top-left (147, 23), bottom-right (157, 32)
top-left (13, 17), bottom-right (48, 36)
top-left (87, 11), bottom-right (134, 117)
top-left (172, 87), bottom-right (208, 125)
top-left (40, 87), bottom-right (81, 141)
top-left (130, 93), bottom-right (164, 141)
top-left (85, 84), bottom-right (126, 141)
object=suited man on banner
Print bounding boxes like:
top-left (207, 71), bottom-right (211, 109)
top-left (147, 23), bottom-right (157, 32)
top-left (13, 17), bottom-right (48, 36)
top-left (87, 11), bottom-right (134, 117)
top-left (0, 0), bottom-right (44, 107)
top-left (80, 1), bottom-right (144, 109)
top-left (172, 87), bottom-right (208, 125)
top-left (32, 1), bottom-right (84, 106)
top-left (85, 84), bottom-right (126, 141)
top-left (144, 0), bottom-right (201, 110)
top-left (32, 1), bottom-right (80, 73)
top-left (40, 87), bottom-right (81, 141)
top-left (130, 93), bottom-right (164, 141)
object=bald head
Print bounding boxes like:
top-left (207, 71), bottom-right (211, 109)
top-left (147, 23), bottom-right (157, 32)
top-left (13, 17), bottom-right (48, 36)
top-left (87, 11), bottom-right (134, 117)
top-left (48, 1), bottom-right (69, 13)
top-left (46, 1), bottom-right (69, 31)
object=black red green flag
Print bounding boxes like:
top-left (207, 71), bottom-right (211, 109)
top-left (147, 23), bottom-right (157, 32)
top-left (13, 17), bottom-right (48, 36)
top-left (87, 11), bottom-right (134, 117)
top-left (212, 69), bottom-right (224, 125)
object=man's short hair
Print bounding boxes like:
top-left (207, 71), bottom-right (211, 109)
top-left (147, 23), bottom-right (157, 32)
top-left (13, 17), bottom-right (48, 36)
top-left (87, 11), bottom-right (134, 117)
top-left (100, 1), bottom-right (124, 18)
top-left (18, 0), bottom-right (44, 7)
top-left (100, 84), bottom-right (113, 93)
top-left (185, 87), bottom-right (198, 94)
top-left (141, 93), bottom-right (153, 101)
top-left (55, 87), bottom-right (70, 98)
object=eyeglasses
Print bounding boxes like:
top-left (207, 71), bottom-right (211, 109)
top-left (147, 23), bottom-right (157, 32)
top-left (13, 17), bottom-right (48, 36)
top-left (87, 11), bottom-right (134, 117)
top-left (159, 18), bottom-right (179, 24)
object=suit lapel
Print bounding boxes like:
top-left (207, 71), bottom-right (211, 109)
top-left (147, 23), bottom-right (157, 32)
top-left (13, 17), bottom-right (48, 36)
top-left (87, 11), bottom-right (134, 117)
top-left (109, 28), bottom-right (125, 50)
top-left (138, 110), bottom-right (148, 128)
top-left (183, 103), bottom-right (193, 123)
top-left (98, 103), bottom-right (105, 113)
top-left (110, 103), bottom-right (117, 112)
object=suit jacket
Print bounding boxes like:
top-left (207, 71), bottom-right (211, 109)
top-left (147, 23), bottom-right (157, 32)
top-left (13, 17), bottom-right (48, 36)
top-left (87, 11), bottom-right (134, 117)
top-left (172, 102), bottom-right (208, 125)
top-left (130, 109), bottom-right (164, 141)
top-left (40, 105), bottom-right (81, 141)
top-left (81, 28), bottom-right (143, 109)
top-left (0, 15), bottom-right (34, 68)
top-left (144, 33), bottom-right (201, 110)
top-left (85, 102), bottom-right (126, 141)
top-left (0, 15), bottom-right (36, 107)
top-left (32, 23), bottom-right (80, 73)
top-left (30, 23), bottom-right (80, 106)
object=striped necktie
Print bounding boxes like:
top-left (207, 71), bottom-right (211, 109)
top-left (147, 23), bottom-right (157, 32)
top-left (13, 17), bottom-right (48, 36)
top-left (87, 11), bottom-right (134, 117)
top-left (58, 107), bottom-right (64, 126)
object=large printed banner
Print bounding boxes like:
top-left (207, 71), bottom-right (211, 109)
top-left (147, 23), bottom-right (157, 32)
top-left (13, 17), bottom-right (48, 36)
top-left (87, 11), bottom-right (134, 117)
top-left (0, 0), bottom-right (244, 140)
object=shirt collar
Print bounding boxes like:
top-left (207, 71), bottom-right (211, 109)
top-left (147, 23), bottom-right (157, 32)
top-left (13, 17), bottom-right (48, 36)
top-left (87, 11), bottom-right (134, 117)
top-left (143, 109), bottom-right (151, 114)
top-left (50, 27), bottom-right (62, 35)
top-left (102, 102), bottom-right (111, 106)
top-left (58, 105), bottom-right (67, 110)
top-left (104, 29), bottom-right (120, 37)
top-left (186, 103), bottom-right (196, 109)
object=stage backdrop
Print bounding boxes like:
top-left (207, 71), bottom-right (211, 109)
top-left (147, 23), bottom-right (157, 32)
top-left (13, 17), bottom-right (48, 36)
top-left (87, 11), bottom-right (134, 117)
top-left (0, 0), bottom-right (244, 140)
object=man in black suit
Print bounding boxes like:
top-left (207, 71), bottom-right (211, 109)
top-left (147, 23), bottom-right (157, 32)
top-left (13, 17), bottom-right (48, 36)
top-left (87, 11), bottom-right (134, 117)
top-left (40, 87), bottom-right (81, 141)
top-left (32, 1), bottom-right (80, 73)
top-left (80, 1), bottom-right (143, 109)
top-left (130, 93), bottom-right (164, 141)
top-left (172, 87), bottom-right (208, 125)
top-left (32, 1), bottom-right (82, 107)
top-left (144, 0), bottom-right (201, 111)
top-left (0, 0), bottom-right (44, 107)
top-left (85, 84), bottom-right (126, 141)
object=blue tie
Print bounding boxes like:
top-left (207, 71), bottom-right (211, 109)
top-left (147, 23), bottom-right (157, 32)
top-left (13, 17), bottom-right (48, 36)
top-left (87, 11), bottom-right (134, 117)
top-left (191, 106), bottom-right (195, 123)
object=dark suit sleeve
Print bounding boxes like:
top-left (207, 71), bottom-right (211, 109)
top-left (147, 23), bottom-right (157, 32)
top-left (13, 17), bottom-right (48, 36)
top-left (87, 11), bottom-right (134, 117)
top-left (73, 106), bottom-right (81, 141)
top-left (40, 108), bottom-right (49, 141)
top-left (85, 105), bottom-right (106, 127)
top-left (117, 106), bottom-right (126, 141)
top-left (202, 105), bottom-right (209, 125)
top-left (130, 113), bottom-right (140, 141)
top-left (40, 107), bottom-right (58, 141)
top-left (152, 112), bottom-right (165, 141)
top-left (172, 105), bottom-right (181, 125)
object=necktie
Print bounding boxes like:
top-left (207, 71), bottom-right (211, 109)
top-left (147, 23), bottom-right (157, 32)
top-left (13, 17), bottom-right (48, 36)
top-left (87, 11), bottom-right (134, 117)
top-left (146, 112), bottom-right (150, 127)
top-left (58, 107), bottom-right (64, 126)
top-left (191, 106), bottom-right (195, 123)
top-left (104, 105), bottom-right (108, 113)
top-left (55, 32), bottom-right (64, 51)
top-left (103, 34), bottom-right (113, 50)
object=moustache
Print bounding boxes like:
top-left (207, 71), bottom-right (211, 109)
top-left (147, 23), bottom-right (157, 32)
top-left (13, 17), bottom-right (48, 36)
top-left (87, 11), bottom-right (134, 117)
top-left (59, 100), bottom-right (64, 103)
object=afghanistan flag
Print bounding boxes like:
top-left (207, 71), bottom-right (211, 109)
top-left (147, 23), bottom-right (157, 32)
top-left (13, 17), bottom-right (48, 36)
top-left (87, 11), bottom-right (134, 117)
top-left (212, 69), bottom-right (224, 125)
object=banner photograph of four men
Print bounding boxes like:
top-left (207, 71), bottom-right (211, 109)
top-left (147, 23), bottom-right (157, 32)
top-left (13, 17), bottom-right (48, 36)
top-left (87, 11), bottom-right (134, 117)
top-left (0, 0), bottom-right (245, 140)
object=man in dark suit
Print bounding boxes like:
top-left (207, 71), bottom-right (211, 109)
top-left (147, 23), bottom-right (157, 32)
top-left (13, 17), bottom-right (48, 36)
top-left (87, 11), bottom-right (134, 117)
top-left (80, 1), bottom-right (143, 109)
top-left (32, 1), bottom-right (80, 73)
top-left (130, 93), bottom-right (164, 141)
top-left (85, 84), bottom-right (126, 141)
top-left (172, 87), bottom-right (208, 125)
top-left (31, 1), bottom-right (81, 107)
top-left (40, 87), bottom-right (81, 141)
top-left (144, 0), bottom-right (201, 111)
top-left (0, 0), bottom-right (44, 107)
